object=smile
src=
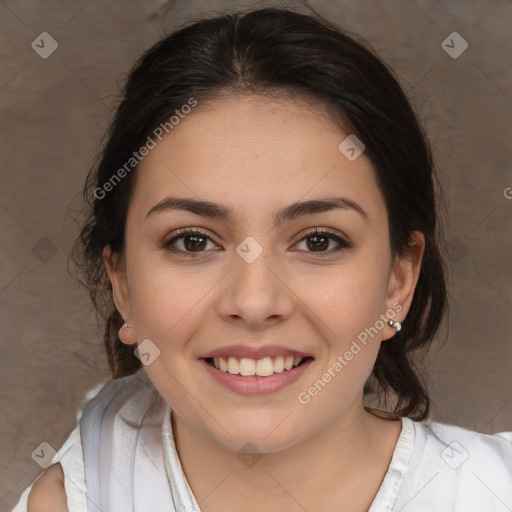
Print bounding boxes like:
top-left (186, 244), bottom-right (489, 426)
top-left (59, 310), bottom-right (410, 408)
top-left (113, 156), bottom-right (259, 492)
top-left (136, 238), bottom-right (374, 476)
top-left (206, 355), bottom-right (309, 377)
top-left (201, 356), bottom-right (314, 395)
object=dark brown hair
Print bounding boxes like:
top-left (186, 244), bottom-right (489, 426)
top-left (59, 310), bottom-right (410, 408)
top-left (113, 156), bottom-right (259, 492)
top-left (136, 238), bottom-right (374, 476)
top-left (71, 7), bottom-right (448, 421)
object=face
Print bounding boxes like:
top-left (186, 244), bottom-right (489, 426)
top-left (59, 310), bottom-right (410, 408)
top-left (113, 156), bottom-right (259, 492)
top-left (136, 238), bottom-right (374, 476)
top-left (104, 93), bottom-right (424, 453)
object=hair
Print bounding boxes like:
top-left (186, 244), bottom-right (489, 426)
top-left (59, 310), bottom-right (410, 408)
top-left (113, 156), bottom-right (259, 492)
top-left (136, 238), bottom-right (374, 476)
top-left (71, 6), bottom-right (448, 422)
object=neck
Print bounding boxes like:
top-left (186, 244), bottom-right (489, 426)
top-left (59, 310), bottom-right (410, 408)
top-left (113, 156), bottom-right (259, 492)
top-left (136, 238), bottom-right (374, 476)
top-left (171, 398), bottom-right (402, 512)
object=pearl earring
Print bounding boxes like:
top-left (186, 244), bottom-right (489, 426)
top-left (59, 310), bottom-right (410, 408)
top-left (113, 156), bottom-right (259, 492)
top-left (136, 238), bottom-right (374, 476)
top-left (387, 320), bottom-right (401, 332)
top-left (119, 323), bottom-right (129, 337)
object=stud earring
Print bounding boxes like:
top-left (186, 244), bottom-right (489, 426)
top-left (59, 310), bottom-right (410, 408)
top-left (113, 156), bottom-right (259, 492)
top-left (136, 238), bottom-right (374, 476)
top-left (387, 320), bottom-right (401, 332)
top-left (119, 323), bottom-right (129, 337)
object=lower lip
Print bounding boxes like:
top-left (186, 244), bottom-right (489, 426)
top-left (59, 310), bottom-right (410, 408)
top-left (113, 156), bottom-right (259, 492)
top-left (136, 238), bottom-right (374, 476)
top-left (200, 358), bottom-right (314, 395)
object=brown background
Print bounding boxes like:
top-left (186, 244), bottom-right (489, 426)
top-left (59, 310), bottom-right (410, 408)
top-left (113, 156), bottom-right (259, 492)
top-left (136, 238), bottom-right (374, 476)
top-left (1, 1), bottom-right (511, 510)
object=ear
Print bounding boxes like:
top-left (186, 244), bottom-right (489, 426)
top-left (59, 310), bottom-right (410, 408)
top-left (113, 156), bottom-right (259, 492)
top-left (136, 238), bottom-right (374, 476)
top-left (102, 245), bottom-right (137, 345)
top-left (382, 231), bottom-right (425, 341)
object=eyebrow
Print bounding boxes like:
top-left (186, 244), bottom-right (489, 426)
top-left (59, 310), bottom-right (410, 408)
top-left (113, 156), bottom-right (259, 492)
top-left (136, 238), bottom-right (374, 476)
top-left (145, 196), bottom-right (369, 225)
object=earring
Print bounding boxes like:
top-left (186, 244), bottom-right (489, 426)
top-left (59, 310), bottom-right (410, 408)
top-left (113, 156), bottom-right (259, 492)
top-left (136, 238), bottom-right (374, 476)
top-left (387, 320), bottom-right (402, 332)
top-left (119, 323), bottom-right (129, 336)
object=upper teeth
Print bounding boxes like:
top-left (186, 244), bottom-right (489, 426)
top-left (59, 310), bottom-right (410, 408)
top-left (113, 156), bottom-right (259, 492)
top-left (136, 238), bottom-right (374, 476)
top-left (212, 356), bottom-right (303, 377)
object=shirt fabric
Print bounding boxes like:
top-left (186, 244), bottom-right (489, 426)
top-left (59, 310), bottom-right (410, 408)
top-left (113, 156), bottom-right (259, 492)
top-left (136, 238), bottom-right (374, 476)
top-left (10, 368), bottom-right (512, 512)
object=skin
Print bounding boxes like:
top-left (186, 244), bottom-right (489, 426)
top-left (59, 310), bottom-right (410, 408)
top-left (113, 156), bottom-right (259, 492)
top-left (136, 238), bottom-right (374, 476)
top-left (27, 463), bottom-right (68, 512)
top-left (103, 93), bottom-right (424, 512)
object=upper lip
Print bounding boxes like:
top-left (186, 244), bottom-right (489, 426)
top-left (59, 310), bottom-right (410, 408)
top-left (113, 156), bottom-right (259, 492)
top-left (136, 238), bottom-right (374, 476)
top-left (200, 344), bottom-right (313, 360)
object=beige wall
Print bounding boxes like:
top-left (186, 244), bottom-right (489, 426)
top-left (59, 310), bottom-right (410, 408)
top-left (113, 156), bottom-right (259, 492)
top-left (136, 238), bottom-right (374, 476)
top-left (1, 0), bottom-right (511, 509)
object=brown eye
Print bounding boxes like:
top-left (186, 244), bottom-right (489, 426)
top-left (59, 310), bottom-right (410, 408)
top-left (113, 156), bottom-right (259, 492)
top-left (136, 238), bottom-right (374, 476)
top-left (182, 233), bottom-right (208, 251)
top-left (305, 234), bottom-right (330, 251)
top-left (294, 228), bottom-right (351, 256)
top-left (163, 228), bottom-right (219, 254)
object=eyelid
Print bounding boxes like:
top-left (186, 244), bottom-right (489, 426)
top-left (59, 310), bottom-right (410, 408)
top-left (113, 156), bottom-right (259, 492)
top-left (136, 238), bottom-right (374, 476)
top-left (297, 226), bottom-right (349, 243)
top-left (161, 227), bottom-right (221, 249)
top-left (290, 227), bottom-right (351, 256)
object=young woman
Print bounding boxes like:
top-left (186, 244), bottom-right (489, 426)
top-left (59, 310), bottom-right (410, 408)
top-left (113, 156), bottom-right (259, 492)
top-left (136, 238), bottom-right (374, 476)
top-left (13, 7), bottom-right (512, 512)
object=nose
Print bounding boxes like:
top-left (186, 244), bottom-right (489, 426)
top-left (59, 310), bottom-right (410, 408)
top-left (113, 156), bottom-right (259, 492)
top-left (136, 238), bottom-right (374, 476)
top-left (215, 241), bottom-right (295, 329)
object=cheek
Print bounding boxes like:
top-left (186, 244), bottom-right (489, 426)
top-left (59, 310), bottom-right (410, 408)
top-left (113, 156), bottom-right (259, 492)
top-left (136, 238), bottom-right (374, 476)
top-left (300, 254), bottom-right (390, 330)
top-left (127, 255), bottom-right (216, 343)
top-left (295, 250), bottom-right (390, 377)
top-left (297, 273), bottom-right (387, 407)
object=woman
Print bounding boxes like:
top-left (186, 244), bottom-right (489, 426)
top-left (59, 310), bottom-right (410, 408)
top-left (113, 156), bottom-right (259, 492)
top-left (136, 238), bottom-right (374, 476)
top-left (14, 6), bottom-right (512, 512)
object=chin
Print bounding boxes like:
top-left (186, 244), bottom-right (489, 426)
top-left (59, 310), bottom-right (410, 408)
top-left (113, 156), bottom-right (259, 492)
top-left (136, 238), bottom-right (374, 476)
top-left (208, 417), bottom-right (305, 455)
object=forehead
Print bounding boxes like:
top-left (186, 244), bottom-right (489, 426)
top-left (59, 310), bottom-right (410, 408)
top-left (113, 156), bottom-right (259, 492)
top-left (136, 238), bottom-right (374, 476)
top-left (131, 94), bottom-right (385, 225)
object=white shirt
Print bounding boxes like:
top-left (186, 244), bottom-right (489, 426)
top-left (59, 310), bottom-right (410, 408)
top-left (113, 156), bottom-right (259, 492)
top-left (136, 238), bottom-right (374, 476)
top-left (10, 368), bottom-right (512, 512)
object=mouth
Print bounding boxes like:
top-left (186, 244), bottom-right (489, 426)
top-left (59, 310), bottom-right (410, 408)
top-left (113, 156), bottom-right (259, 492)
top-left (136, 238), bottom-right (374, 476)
top-left (202, 355), bottom-right (315, 378)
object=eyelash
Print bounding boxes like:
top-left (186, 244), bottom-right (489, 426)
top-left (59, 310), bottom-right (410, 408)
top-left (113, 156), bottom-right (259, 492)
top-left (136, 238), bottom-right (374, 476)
top-left (161, 227), bottom-right (351, 257)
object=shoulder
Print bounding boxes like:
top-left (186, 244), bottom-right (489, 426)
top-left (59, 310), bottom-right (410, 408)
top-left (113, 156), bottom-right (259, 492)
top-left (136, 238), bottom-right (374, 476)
top-left (419, 419), bottom-right (512, 463)
top-left (415, 420), bottom-right (512, 498)
top-left (27, 463), bottom-right (68, 512)
top-left (392, 419), bottom-right (512, 510)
